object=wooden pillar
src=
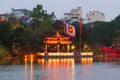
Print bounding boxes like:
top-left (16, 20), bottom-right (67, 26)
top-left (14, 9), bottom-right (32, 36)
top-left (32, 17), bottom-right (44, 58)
top-left (67, 44), bottom-right (69, 52)
top-left (57, 44), bottom-right (59, 52)
top-left (45, 44), bottom-right (47, 53)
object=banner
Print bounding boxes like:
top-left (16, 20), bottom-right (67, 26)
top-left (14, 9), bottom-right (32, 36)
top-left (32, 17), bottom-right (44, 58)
top-left (66, 23), bottom-right (76, 38)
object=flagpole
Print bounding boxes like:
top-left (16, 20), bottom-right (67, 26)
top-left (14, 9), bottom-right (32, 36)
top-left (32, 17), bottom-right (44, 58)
top-left (63, 21), bottom-right (66, 33)
top-left (79, 18), bottom-right (82, 55)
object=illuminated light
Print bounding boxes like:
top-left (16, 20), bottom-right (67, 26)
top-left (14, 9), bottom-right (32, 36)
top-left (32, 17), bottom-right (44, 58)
top-left (37, 52), bottom-right (45, 56)
top-left (38, 52), bottom-right (74, 56)
top-left (37, 59), bottom-right (45, 64)
top-left (24, 57), bottom-right (27, 63)
top-left (30, 54), bottom-right (34, 58)
top-left (46, 52), bottom-right (74, 56)
top-left (24, 57), bottom-right (27, 80)
top-left (81, 58), bottom-right (93, 64)
top-left (89, 52), bottom-right (93, 55)
top-left (24, 55), bottom-right (28, 58)
top-left (71, 45), bottom-right (75, 50)
top-left (41, 53), bottom-right (45, 56)
top-left (71, 53), bottom-right (74, 56)
top-left (30, 57), bottom-right (33, 80)
top-left (81, 52), bottom-right (93, 56)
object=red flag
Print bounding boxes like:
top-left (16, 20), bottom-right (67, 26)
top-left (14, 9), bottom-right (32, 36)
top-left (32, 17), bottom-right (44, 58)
top-left (80, 18), bottom-right (83, 36)
top-left (66, 23), bottom-right (76, 38)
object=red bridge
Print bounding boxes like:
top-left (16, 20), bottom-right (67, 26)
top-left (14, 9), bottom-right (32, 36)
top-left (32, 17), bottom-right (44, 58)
top-left (101, 46), bottom-right (120, 59)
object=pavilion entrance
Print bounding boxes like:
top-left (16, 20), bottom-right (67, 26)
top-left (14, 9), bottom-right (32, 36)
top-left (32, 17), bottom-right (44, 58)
top-left (44, 32), bottom-right (73, 53)
top-left (36, 32), bottom-right (75, 57)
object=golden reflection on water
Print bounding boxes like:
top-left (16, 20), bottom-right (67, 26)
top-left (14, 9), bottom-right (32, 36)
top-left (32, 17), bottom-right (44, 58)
top-left (24, 56), bottom-right (93, 80)
top-left (81, 58), bottom-right (93, 80)
top-left (30, 57), bottom-right (33, 80)
top-left (24, 57), bottom-right (34, 80)
top-left (24, 57), bottom-right (27, 80)
top-left (81, 58), bottom-right (93, 64)
top-left (38, 58), bottom-right (75, 80)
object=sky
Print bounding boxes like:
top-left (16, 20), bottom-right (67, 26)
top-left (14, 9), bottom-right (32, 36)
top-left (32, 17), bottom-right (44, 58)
top-left (0, 0), bottom-right (120, 21)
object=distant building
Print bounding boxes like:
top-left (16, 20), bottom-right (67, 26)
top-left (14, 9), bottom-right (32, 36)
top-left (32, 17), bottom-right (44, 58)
top-left (86, 11), bottom-right (105, 22)
top-left (11, 8), bottom-right (29, 19)
top-left (63, 7), bottom-right (82, 20)
top-left (0, 14), bottom-right (9, 22)
top-left (62, 7), bottom-right (105, 24)
top-left (11, 8), bottom-right (29, 25)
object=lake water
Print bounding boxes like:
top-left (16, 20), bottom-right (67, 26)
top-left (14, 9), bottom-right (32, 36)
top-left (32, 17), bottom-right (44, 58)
top-left (0, 57), bottom-right (120, 80)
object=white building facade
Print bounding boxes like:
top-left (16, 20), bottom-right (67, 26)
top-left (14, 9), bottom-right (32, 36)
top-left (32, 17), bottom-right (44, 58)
top-left (63, 7), bottom-right (105, 24)
top-left (86, 11), bottom-right (105, 22)
top-left (64, 7), bottom-right (82, 20)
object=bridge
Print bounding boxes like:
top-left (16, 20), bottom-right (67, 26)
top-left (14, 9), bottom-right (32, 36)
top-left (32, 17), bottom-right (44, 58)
top-left (101, 46), bottom-right (120, 60)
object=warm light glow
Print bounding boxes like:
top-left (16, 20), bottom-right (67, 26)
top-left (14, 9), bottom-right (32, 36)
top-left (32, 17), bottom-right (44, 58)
top-left (30, 57), bottom-right (33, 80)
top-left (30, 54), bottom-right (34, 58)
top-left (24, 57), bottom-right (34, 80)
top-left (48, 52), bottom-right (74, 56)
top-left (37, 59), bottom-right (45, 64)
top-left (37, 52), bottom-right (74, 57)
top-left (71, 45), bottom-right (75, 50)
top-left (81, 58), bottom-right (93, 80)
top-left (24, 55), bottom-right (28, 58)
top-left (81, 58), bottom-right (93, 64)
top-left (37, 58), bottom-right (75, 80)
top-left (24, 54), bottom-right (35, 58)
top-left (44, 32), bottom-right (73, 53)
top-left (37, 52), bottom-right (45, 56)
top-left (81, 52), bottom-right (93, 56)
top-left (24, 57), bottom-right (27, 80)
top-left (45, 41), bottom-right (58, 44)
top-left (37, 58), bottom-right (74, 66)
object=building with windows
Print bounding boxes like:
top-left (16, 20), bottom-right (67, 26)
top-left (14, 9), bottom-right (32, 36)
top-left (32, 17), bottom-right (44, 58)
top-left (86, 11), bottom-right (105, 22)
top-left (63, 7), bottom-right (82, 20)
top-left (63, 7), bottom-right (105, 24)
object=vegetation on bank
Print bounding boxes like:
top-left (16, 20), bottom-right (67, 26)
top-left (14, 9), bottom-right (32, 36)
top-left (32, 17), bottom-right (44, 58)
top-left (0, 4), bottom-right (120, 57)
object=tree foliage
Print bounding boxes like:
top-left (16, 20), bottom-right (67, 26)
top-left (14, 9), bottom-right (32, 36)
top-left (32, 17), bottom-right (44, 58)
top-left (1, 4), bottom-right (120, 57)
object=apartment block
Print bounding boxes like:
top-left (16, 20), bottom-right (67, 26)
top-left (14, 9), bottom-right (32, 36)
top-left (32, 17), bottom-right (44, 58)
top-left (86, 11), bottom-right (105, 22)
top-left (64, 7), bottom-right (82, 20)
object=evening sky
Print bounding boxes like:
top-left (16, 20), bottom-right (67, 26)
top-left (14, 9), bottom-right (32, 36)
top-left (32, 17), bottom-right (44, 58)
top-left (0, 0), bottom-right (120, 21)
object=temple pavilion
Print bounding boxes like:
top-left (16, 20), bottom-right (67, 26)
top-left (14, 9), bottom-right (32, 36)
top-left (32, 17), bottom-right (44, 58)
top-left (37, 32), bottom-right (93, 57)
top-left (44, 32), bottom-right (73, 53)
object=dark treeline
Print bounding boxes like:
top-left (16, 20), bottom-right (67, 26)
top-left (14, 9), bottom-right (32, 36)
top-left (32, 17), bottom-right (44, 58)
top-left (0, 4), bottom-right (120, 57)
top-left (81, 16), bottom-right (120, 55)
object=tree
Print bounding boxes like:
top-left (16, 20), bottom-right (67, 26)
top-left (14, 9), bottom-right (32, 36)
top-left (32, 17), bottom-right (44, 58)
top-left (7, 14), bottom-right (24, 31)
top-left (25, 4), bottom-right (53, 52)
top-left (92, 21), bottom-right (116, 45)
top-left (29, 4), bottom-right (52, 30)
top-left (0, 22), bottom-right (12, 49)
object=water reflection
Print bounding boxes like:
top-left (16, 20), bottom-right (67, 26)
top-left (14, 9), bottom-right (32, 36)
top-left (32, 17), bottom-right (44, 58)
top-left (24, 57), bottom-right (34, 80)
top-left (37, 58), bottom-right (75, 80)
top-left (24, 57), bottom-right (94, 80)
top-left (1, 56), bottom-right (120, 80)
top-left (30, 57), bottom-right (33, 80)
top-left (24, 57), bottom-right (27, 80)
top-left (81, 58), bottom-right (93, 64)
top-left (37, 58), bottom-right (93, 80)
top-left (81, 58), bottom-right (93, 80)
